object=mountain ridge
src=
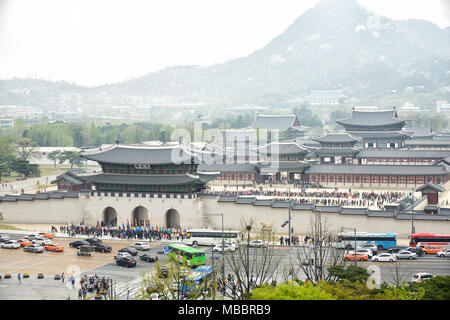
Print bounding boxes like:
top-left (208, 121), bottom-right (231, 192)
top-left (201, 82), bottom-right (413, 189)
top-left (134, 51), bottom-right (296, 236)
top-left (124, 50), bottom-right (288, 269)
top-left (1, 0), bottom-right (449, 106)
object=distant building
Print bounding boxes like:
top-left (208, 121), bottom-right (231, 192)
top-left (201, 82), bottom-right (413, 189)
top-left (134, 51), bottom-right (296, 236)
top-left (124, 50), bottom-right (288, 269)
top-left (251, 114), bottom-right (309, 139)
top-left (436, 100), bottom-right (450, 113)
top-left (305, 90), bottom-right (344, 105)
top-left (336, 107), bottom-right (409, 149)
top-left (0, 118), bottom-right (13, 129)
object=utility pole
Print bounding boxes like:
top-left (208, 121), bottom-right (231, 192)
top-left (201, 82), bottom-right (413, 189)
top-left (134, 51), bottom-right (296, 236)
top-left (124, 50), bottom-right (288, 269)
top-left (205, 213), bottom-right (225, 298)
top-left (288, 186), bottom-right (291, 246)
top-left (411, 188), bottom-right (415, 235)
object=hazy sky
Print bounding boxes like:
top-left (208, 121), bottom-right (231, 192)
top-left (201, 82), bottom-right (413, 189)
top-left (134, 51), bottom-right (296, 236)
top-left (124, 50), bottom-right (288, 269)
top-left (0, 0), bottom-right (448, 86)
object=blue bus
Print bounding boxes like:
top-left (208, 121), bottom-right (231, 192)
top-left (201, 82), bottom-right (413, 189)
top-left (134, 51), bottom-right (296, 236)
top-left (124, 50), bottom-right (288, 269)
top-left (180, 265), bottom-right (214, 296)
top-left (337, 232), bottom-right (397, 250)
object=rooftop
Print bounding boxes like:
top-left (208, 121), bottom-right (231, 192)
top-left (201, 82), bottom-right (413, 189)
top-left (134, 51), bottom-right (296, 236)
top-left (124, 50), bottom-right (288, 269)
top-left (251, 114), bottom-right (302, 131)
top-left (81, 144), bottom-right (198, 165)
top-left (313, 132), bottom-right (359, 144)
top-left (336, 109), bottom-right (406, 129)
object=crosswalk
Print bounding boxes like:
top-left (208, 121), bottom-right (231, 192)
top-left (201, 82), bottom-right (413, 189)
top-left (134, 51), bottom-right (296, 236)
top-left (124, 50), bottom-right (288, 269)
top-left (113, 277), bottom-right (143, 299)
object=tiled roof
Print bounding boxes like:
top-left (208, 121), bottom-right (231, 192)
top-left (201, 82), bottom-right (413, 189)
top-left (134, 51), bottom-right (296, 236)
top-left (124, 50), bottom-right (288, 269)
top-left (77, 173), bottom-right (209, 185)
top-left (254, 142), bottom-right (307, 155)
top-left (355, 149), bottom-right (450, 159)
top-left (251, 115), bottom-right (300, 131)
top-left (336, 109), bottom-right (405, 128)
top-left (305, 164), bottom-right (449, 175)
top-left (81, 144), bottom-right (198, 165)
top-left (313, 133), bottom-right (359, 144)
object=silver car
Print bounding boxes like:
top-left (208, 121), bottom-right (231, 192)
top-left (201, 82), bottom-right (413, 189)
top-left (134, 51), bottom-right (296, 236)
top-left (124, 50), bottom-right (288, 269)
top-left (437, 249), bottom-right (450, 257)
top-left (23, 244), bottom-right (44, 253)
top-left (395, 250), bottom-right (417, 260)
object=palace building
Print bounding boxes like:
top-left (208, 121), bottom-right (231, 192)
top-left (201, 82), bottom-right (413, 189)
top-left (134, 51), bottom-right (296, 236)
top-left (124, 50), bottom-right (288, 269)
top-left (336, 108), bottom-right (409, 149)
top-left (78, 143), bottom-right (219, 194)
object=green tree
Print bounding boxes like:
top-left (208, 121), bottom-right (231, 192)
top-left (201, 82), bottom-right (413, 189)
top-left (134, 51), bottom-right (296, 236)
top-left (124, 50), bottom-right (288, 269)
top-left (327, 265), bottom-right (370, 283)
top-left (250, 281), bottom-right (336, 300)
top-left (404, 276), bottom-right (450, 300)
top-left (58, 150), bottom-right (84, 169)
top-left (16, 137), bottom-right (37, 161)
top-left (10, 159), bottom-right (40, 177)
top-left (47, 150), bottom-right (61, 168)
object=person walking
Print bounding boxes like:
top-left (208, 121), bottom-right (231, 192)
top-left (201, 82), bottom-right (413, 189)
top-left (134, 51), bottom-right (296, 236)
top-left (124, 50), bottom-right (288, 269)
top-left (61, 273), bottom-right (65, 283)
top-left (71, 275), bottom-right (75, 289)
top-left (17, 273), bottom-right (21, 284)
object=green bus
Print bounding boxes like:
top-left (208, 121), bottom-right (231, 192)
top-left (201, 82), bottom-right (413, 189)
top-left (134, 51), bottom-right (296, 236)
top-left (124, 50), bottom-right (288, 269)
top-left (168, 244), bottom-right (206, 268)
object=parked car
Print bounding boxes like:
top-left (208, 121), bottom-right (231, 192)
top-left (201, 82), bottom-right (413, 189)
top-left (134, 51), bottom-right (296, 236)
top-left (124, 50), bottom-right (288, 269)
top-left (343, 253), bottom-right (369, 261)
top-left (17, 239), bottom-right (32, 247)
top-left (69, 240), bottom-right (89, 248)
top-left (213, 243), bottom-right (231, 252)
top-left (23, 244), bottom-right (44, 253)
top-left (131, 242), bottom-right (151, 251)
top-left (437, 249), bottom-right (450, 257)
top-left (38, 232), bottom-right (54, 239)
top-left (388, 245), bottom-right (410, 254)
top-left (45, 243), bottom-right (64, 252)
top-left (395, 250), bottom-right (417, 260)
top-left (371, 253), bottom-right (397, 262)
top-left (118, 247), bottom-right (138, 256)
top-left (422, 246), bottom-right (445, 255)
top-left (358, 243), bottom-right (379, 254)
top-left (248, 240), bottom-right (267, 248)
top-left (84, 238), bottom-right (102, 245)
top-left (115, 252), bottom-right (132, 260)
top-left (1, 240), bottom-right (20, 249)
top-left (349, 249), bottom-right (373, 258)
top-left (32, 239), bottom-right (52, 246)
top-left (411, 272), bottom-right (434, 283)
top-left (116, 257), bottom-right (136, 267)
top-left (140, 253), bottom-right (158, 262)
top-left (406, 246), bottom-right (423, 257)
top-left (93, 244), bottom-right (112, 253)
top-left (77, 245), bottom-right (93, 256)
top-left (0, 235), bottom-right (10, 242)
top-left (24, 234), bottom-right (43, 241)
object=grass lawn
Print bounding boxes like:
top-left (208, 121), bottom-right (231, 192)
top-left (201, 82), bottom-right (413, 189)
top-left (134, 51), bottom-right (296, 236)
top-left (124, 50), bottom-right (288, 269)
top-left (38, 164), bottom-right (71, 176)
top-left (0, 224), bottom-right (22, 230)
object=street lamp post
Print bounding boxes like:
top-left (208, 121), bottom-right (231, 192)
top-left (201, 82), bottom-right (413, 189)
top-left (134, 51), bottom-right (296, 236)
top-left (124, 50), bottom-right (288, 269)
top-left (205, 213), bottom-right (225, 297)
top-left (411, 188), bottom-right (415, 235)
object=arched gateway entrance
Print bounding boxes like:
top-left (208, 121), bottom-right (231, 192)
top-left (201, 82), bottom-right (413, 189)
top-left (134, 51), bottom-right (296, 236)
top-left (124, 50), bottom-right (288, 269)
top-left (165, 209), bottom-right (180, 228)
top-left (102, 207), bottom-right (117, 226)
top-left (131, 206), bottom-right (149, 226)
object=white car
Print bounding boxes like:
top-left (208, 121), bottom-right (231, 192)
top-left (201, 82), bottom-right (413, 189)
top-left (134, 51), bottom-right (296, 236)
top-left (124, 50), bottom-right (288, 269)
top-left (349, 248), bottom-right (373, 258)
top-left (248, 240), bottom-right (267, 248)
top-left (437, 249), bottom-right (450, 257)
top-left (131, 242), bottom-right (150, 251)
top-left (371, 253), bottom-right (397, 262)
top-left (1, 240), bottom-right (20, 249)
top-left (358, 243), bottom-right (379, 254)
top-left (213, 243), bottom-right (230, 252)
top-left (32, 239), bottom-right (52, 246)
top-left (411, 272), bottom-right (434, 283)
top-left (114, 252), bottom-right (132, 260)
top-left (0, 235), bottom-right (10, 242)
top-left (24, 234), bottom-right (42, 241)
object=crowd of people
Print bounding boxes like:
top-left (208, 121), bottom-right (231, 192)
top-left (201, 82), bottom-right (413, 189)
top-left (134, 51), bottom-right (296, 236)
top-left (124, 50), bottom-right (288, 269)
top-left (60, 223), bottom-right (186, 241)
top-left (206, 187), bottom-right (406, 210)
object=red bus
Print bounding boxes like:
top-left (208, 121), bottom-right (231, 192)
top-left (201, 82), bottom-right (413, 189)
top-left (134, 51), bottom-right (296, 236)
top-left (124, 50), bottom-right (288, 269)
top-left (409, 233), bottom-right (450, 248)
